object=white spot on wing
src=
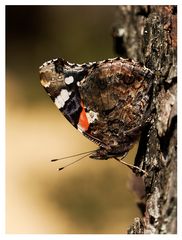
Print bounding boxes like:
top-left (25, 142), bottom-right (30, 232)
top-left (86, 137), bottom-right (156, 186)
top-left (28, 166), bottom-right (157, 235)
top-left (61, 89), bottom-right (70, 101)
top-left (54, 89), bottom-right (71, 109)
top-left (77, 81), bottom-right (81, 87)
top-left (47, 60), bottom-right (52, 64)
top-left (86, 110), bottom-right (99, 123)
top-left (55, 94), bottom-right (65, 109)
top-left (65, 76), bottom-right (74, 85)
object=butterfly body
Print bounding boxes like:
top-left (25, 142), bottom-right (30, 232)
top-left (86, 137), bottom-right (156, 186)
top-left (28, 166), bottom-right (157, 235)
top-left (39, 57), bottom-right (154, 160)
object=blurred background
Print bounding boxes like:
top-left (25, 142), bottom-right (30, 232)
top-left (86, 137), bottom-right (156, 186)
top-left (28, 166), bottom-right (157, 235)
top-left (6, 6), bottom-right (142, 234)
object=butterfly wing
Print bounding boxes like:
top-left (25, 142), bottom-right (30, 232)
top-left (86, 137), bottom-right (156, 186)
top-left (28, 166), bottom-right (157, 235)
top-left (39, 57), bottom-right (153, 158)
top-left (39, 58), bottom-right (88, 128)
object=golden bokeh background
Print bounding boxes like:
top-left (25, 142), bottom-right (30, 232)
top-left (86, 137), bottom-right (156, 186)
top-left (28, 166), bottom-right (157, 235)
top-left (6, 6), bottom-right (141, 234)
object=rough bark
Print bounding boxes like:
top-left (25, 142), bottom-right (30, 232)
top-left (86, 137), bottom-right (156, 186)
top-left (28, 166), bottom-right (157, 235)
top-left (113, 5), bottom-right (177, 234)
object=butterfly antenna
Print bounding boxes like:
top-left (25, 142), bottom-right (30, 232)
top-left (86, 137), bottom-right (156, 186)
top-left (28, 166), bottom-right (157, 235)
top-left (57, 152), bottom-right (92, 171)
top-left (51, 150), bottom-right (95, 162)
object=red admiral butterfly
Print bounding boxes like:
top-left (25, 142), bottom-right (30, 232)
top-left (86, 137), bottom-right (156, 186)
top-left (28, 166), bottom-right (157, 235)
top-left (39, 57), bottom-right (153, 171)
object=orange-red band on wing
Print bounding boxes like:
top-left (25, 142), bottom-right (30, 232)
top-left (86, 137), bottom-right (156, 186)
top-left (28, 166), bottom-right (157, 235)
top-left (78, 101), bottom-right (89, 131)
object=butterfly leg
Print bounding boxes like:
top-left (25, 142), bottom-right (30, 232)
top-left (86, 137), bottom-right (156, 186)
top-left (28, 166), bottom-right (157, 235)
top-left (114, 157), bottom-right (148, 176)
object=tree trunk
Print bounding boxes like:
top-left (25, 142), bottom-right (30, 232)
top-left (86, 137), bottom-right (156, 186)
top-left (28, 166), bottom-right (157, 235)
top-left (113, 5), bottom-right (177, 234)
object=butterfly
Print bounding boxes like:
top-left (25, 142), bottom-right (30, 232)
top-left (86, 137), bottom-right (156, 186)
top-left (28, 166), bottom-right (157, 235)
top-left (39, 57), bottom-right (153, 171)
